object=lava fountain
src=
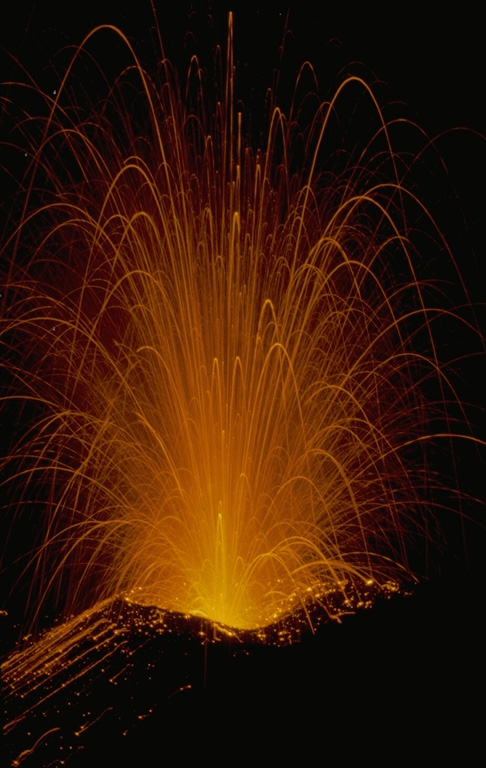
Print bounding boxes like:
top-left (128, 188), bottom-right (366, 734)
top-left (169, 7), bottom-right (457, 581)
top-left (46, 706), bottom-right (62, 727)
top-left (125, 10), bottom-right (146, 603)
top-left (1, 15), bottom-right (481, 641)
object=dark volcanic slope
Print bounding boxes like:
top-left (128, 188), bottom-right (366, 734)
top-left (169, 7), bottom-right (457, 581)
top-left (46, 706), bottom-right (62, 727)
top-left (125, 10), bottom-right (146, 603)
top-left (3, 575), bottom-right (484, 765)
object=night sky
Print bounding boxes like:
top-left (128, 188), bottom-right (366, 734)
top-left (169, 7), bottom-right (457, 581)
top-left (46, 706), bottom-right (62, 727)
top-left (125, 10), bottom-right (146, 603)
top-left (1, 2), bottom-right (484, 763)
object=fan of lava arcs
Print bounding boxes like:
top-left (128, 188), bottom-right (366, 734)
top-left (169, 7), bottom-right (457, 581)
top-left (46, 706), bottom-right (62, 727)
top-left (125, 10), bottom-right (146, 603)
top-left (0, 17), bottom-right (477, 633)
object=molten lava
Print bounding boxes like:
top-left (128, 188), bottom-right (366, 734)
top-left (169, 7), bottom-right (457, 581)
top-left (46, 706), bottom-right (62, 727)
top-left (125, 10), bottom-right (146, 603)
top-left (1, 16), bottom-right (479, 632)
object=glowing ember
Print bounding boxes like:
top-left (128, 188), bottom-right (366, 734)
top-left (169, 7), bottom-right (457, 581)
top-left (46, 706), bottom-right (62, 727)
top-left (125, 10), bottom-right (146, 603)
top-left (0, 15), bottom-right (480, 639)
